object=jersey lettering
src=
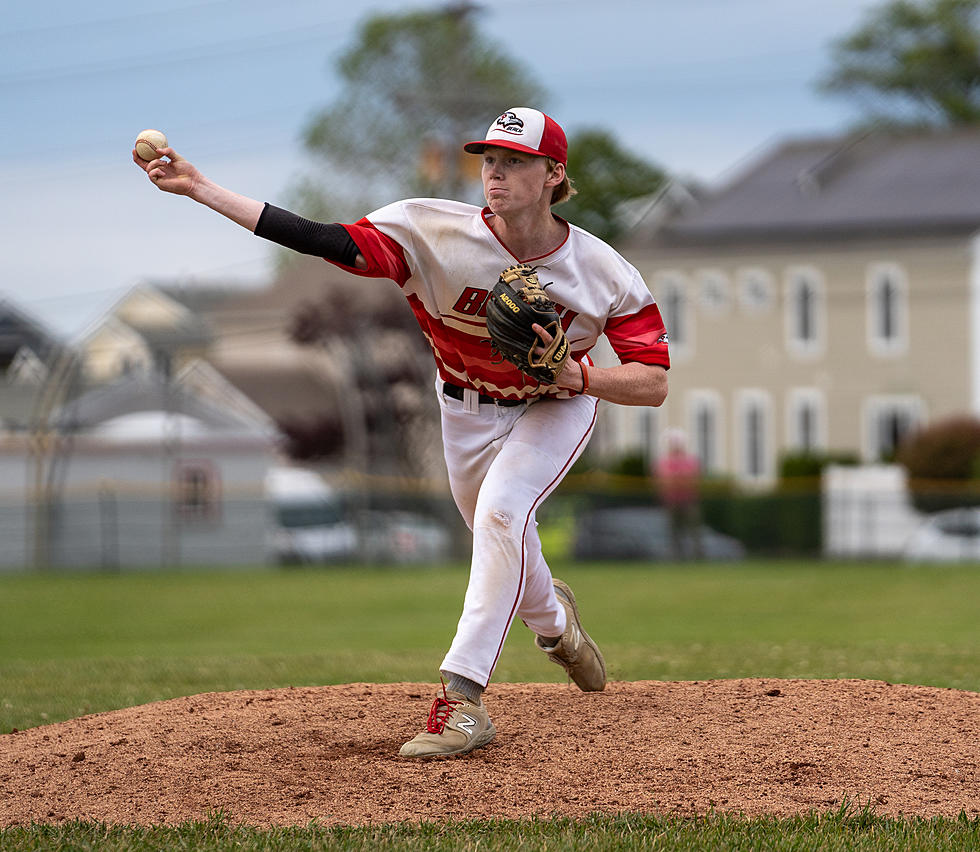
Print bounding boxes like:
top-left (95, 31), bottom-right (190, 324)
top-left (453, 287), bottom-right (490, 316)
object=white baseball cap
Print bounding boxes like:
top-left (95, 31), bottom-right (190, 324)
top-left (464, 107), bottom-right (568, 165)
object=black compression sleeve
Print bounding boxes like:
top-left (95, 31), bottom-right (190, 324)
top-left (253, 203), bottom-right (361, 266)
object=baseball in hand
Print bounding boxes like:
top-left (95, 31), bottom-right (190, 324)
top-left (135, 129), bottom-right (167, 161)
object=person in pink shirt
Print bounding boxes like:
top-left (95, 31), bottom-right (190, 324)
top-left (655, 430), bottom-right (702, 560)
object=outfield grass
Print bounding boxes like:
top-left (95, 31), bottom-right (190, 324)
top-left (1, 560), bottom-right (978, 734)
top-left (0, 809), bottom-right (978, 851)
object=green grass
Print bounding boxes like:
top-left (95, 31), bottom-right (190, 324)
top-left (2, 561), bottom-right (979, 848)
top-left (1, 809), bottom-right (978, 851)
top-left (1, 560), bottom-right (978, 733)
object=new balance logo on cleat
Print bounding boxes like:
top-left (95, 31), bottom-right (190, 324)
top-left (457, 713), bottom-right (477, 734)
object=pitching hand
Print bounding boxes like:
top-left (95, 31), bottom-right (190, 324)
top-left (132, 146), bottom-right (200, 197)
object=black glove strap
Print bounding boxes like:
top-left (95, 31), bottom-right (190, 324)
top-left (254, 203), bottom-right (360, 267)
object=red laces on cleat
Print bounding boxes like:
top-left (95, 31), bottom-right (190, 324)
top-left (425, 681), bottom-right (462, 734)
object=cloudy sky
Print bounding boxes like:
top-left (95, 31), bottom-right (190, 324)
top-left (1, 0), bottom-right (880, 337)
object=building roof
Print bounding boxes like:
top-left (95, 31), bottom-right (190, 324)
top-left (649, 126), bottom-right (980, 246)
top-left (0, 298), bottom-right (62, 370)
top-left (210, 363), bottom-right (338, 423)
top-left (54, 371), bottom-right (275, 438)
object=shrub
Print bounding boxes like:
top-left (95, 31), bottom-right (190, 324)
top-left (896, 415), bottom-right (980, 512)
top-left (607, 451), bottom-right (650, 479)
top-left (896, 415), bottom-right (980, 481)
top-left (779, 451), bottom-right (859, 480)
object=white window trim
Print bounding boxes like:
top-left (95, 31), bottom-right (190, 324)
top-left (783, 265), bottom-right (826, 359)
top-left (736, 267), bottom-right (775, 315)
top-left (785, 387), bottom-right (827, 454)
top-left (696, 268), bottom-right (732, 316)
top-left (866, 262), bottom-right (909, 357)
top-left (685, 389), bottom-right (725, 475)
top-left (735, 389), bottom-right (775, 486)
top-left (860, 394), bottom-right (926, 463)
top-left (971, 234), bottom-right (980, 413)
top-left (654, 270), bottom-right (693, 360)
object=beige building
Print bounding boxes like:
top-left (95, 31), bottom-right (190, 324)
top-left (612, 126), bottom-right (980, 487)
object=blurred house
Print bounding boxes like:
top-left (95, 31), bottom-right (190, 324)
top-left (156, 258), bottom-right (446, 485)
top-left (614, 125), bottom-right (980, 487)
top-left (0, 362), bottom-right (277, 570)
top-left (78, 284), bottom-right (212, 382)
top-left (157, 263), bottom-right (353, 436)
top-left (72, 278), bottom-right (339, 430)
top-left (0, 298), bottom-right (64, 433)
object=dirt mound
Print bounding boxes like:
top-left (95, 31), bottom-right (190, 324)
top-left (1, 679), bottom-right (977, 827)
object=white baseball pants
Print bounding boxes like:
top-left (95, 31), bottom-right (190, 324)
top-left (436, 382), bottom-right (599, 687)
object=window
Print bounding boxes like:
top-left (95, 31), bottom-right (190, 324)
top-left (784, 267), bottom-right (825, 357)
top-left (737, 268), bottom-right (775, 314)
top-left (697, 269), bottom-right (731, 315)
top-left (867, 263), bottom-right (908, 356)
top-left (736, 390), bottom-right (773, 484)
top-left (655, 272), bottom-right (691, 357)
top-left (862, 396), bottom-right (924, 462)
top-left (686, 390), bottom-right (724, 475)
top-left (638, 406), bottom-right (658, 466)
top-left (174, 461), bottom-right (220, 522)
top-left (786, 389), bottom-right (826, 454)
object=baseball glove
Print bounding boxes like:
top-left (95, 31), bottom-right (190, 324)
top-left (485, 264), bottom-right (569, 384)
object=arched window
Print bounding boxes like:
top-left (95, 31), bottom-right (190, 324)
top-left (785, 267), bottom-right (825, 357)
top-left (867, 263), bottom-right (908, 356)
top-left (656, 272), bottom-right (691, 358)
top-left (736, 390), bottom-right (773, 484)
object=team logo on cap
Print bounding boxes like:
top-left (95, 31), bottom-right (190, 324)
top-left (494, 111), bottom-right (525, 135)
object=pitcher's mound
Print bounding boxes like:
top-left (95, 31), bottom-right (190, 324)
top-left (1, 679), bottom-right (978, 826)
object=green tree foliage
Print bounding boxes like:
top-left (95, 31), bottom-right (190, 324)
top-left (559, 130), bottom-right (667, 242)
top-left (819, 0), bottom-right (980, 125)
top-left (297, 4), bottom-right (545, 218)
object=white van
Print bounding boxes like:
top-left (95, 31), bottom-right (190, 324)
top-left (264, 467), bottom-right (357, 564)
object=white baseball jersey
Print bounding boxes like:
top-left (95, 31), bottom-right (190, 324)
top-left (331, 198), bottom-right (669, 398)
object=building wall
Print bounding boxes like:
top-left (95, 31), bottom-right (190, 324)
top-left (0, 438), bottom-right (274, 570)
top-left (626, 234), bottom-right (972, 483)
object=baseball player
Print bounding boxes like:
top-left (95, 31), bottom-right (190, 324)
top-left (134, 107), bottom-right (670, 758)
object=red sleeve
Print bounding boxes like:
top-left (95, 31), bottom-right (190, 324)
top-left (333, 219), bottom-right (412, 286)
top-left (603, 303), bottom-right (671, 368)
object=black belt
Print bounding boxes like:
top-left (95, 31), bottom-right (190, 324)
top-left (442, 382), bottom-right (526, 407)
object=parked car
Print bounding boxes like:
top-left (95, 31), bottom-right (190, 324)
top-left (265, 467), bottom-right (357, 564)
top-left (355, 510), bottom-right (453, 564)
top-left (572, 506), bottom-right (746, 561)
top-left (903, 507), bottom-right (980, 562)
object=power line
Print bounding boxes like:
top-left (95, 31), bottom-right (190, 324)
top-left (0, 15), bottom-right (350, 88)
top-left (0, 0), bottom-right (252, 40)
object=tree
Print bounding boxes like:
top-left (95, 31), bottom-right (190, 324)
top-left (296, 3), bottom-right (545, 218)
top-left (896, 414), bottom-right (980, 511)
top-left (818, 0), bottom-right (980, 125)
top-left (284, 284), bottom-right (437, 477)
top-left (896, 415), bottom-right (980, 480)
top-left (559, 130), bottom-right (667, 243)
